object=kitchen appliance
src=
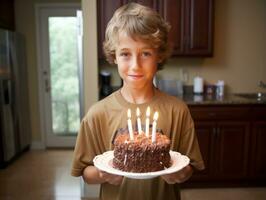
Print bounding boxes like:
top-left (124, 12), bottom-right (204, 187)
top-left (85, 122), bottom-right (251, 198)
top-left (100, 70), bottom-right (113, 97)
top-left (0, 77), bottom-right (16, 165)
top-left (0, 28), bottom-right (31, 168)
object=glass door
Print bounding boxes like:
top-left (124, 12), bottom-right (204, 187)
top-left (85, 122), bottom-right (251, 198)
top-left (37, 4), bottom-right (82, 147)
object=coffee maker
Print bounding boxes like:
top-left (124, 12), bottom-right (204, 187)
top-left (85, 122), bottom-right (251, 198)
top-left (100, 70), bottom-right (113, 97)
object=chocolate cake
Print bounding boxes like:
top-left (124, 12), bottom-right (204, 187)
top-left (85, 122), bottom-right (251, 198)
top-left (113, 131), bottom-right (171, 173)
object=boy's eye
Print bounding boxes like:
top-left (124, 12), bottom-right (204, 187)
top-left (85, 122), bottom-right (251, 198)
top-left (120, 52), bottom-right (130, 57)
top-left (142, 51), bottom-right (152, 57)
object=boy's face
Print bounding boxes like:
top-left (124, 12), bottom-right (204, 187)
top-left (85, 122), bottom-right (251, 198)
top-left (115, 33), bottom-right (161, 90)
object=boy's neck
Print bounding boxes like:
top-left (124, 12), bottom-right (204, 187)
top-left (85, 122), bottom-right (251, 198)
top-left (120, 85), bottom-right (155, 104)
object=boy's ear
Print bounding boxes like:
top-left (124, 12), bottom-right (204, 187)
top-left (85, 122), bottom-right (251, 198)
top-left (114, 58), bottom-right (117, 64)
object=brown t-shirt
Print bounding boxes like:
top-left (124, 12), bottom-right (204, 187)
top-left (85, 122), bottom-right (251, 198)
top-left (71, 89), bottom-right (204, 200)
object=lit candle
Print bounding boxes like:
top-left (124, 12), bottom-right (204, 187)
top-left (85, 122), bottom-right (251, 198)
top-left (145, 106), bottom-right (150, 137)
top-left (151, 111), bottom-right (159, 143)
top-left (127, 109), bottom-right (134, 140)
top-left (136, 107), bottom-right (142, 134)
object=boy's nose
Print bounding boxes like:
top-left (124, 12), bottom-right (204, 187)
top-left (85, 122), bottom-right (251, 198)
top-left (131, 56), bottom-right (141, 70)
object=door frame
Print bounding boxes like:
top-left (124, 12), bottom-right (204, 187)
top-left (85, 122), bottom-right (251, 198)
top-left (35, 3), bottom-right (81, 149)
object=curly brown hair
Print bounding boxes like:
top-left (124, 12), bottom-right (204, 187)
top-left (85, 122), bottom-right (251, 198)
top-left (103, 2), bottom-right (171, 69)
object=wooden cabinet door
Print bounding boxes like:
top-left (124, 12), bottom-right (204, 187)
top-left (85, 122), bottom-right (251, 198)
top-left (159, 0), bottom-right (184, 55)
top-left (250, 121), bottom-right (266, 179)
top-left (0, 0), bottom-right (15, 30)
top-left (215, 121), bottom-right (250, 180)
top-left (191, 121), bottom-right (216, 181)
top-left (159, 0), bottom-right (213, 56)
top-left (97, 0), bottom-right (124, 58)
top-left (186, 0), bottom-right (214, 55)
top-left (0, 103), bottom-right (3, 167)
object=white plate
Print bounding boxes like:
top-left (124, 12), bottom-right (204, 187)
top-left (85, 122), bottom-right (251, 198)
top-left (93, 150), bottom-right (190, 179)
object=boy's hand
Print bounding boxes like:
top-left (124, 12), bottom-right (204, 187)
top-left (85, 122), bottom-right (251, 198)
top-left (99, 170), bottom-right (124, 185)
top-left (161, 165), bottom-right (193, 184)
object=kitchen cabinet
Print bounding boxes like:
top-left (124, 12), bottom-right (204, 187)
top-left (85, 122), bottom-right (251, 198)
top-left (191, 121), bottom-right (215, 181)
top-left (0, 100), bottom-right (3, 165)
top-left (97, 0), bottom-right (123, 58)
top-left (97, 0), bottom-right (214, 58)
top-left (186, 106), bottom-right (251, 187)
top-left (159, 0), bottom-right (214, 56)
top-left (250, 121), bottom-right (266, 180)
top-left (214, 121), bottom-right (249, 180)
top-left (0, 0), bottom-right (15, 30)
top-left (182, 104), bottom-right (266, 187)
top-left (250, 106), bottom-right (266, 182)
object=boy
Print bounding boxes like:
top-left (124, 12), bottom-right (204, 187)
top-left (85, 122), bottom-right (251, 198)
top-left (71, 3), bottom-right (204, 200)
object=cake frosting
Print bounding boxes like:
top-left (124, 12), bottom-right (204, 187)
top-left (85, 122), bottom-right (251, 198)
top-left (113, 131), bottom-right (171, 173)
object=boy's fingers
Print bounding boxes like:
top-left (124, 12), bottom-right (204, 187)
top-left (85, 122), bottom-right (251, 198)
top-left (109, 176), bottom-right (123, 185)
top-left (161, 174), bottom-right (177, 184)
top-left (99, 170), bottom-right (123, 185)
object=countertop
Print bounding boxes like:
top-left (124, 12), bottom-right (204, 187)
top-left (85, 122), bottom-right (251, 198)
top-left (100, 86), bottom-right (266, 105)
top-left (177, 94), bottom-right (266, 105)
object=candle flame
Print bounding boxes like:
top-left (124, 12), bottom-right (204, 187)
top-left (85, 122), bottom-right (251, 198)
top-left (146, 106), bottom-right (150, 117)
top-left (153, 111), bottom-right (159, 121)
top-left (127, 109), bottom-right (131, 118)
top-left (136, 107), bottom-right (140, 117)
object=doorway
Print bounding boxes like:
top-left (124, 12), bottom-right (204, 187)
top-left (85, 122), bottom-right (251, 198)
top-left (36, 4), bottom-right (82, 147)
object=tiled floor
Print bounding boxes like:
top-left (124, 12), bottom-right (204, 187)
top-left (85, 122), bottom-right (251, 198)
top-left (0, 150), bottom-right (90, 200)
top-left (0, 150), bottom-right (265, 200)
top-left (181, 188), bottom-right (266, 200)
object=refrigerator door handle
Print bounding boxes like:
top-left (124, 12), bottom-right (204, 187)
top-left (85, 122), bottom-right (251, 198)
top-left (43, 71), bottom-right (51, 92)
top-left (3, 80), bottom-right (10, 105)
top-left (45, 79), bottom-right (51, 92)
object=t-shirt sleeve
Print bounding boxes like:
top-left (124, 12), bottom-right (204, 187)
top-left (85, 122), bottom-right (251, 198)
top-left (179, 126), bottom-right (205, 171)
top-left (71, 116), bottom-right (104, 177)
top-left (178, 106), bottom-right (205, 171)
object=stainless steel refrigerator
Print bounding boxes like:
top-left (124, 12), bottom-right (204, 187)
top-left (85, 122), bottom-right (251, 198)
top-left (0, 28), bottom-right (31, 168)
